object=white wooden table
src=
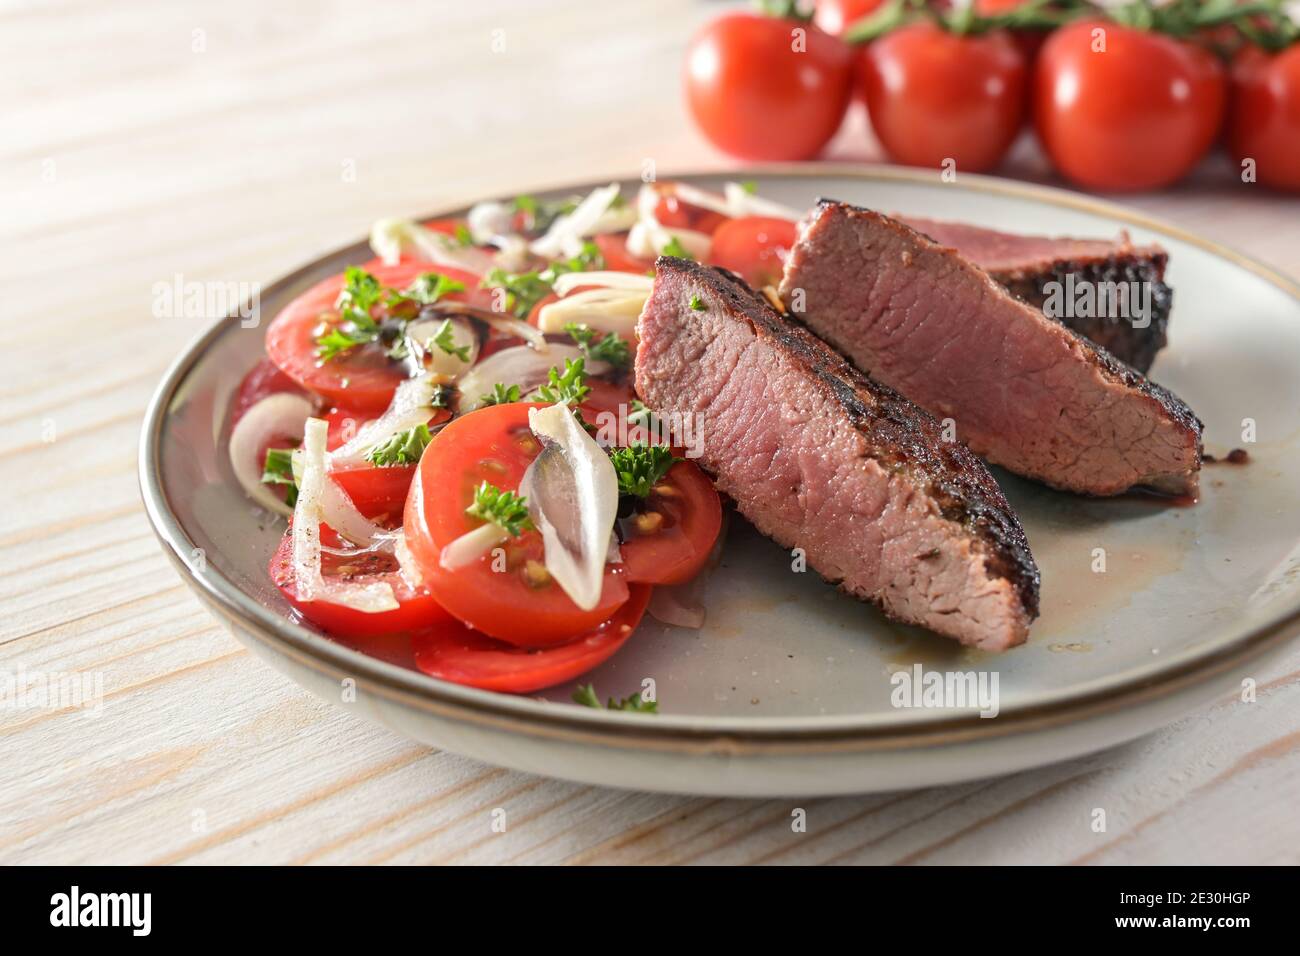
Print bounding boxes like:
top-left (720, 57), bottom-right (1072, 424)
top-left (3, 0), bottom-right (1298, 865)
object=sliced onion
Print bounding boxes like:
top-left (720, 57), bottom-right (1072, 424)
top-left (434, 301), bottom-right (548, 352)
top-left (536, 288), bottom-right (648, 337)
top-left (491, 234), bottom-right (534, 273)
top-left (467, 200), bottom-right (515, 244)
top-left (369, 217), bottom-right (495, 273)
top-left (722, 182), bottom-right (800, 221)
top-left (455, 344), bottom-right (606, 413)
top-left (439, 522), bottom-right (507, 571)
top-left (292, 418), bottom-right (399, 611)
top-left (625, 221), bottom-right (712, 261)
top-left (519, 404), bottom-right (619, 611)
top-left (318, 478), bottom-right (388, 547)
top-left (552, 271), bottom-right (654, 296)
top-left (530, 183), bottom-right (622, 259)
top-left (624, 182), bottom-right (714, 261)
top-left (647, 587), bottom-right (706, 629)
top-left (229, 392), bottom-right (315, 515)
top-left (329, 374), bottom-right (442, 467)
top-left (403, 316), bottom-right (479, 378)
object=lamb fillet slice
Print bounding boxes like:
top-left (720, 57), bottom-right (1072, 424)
top-left (636, 256), bottom-right (1039, 651)
top-left (899, 215), bottom-right (1171, 372)
top-left (779, 202), bottom-right (1202, 497)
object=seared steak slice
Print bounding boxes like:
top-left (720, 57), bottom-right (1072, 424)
top-left (780, 202), bottom-right (1202, 497)
top-left (636, 256), bottom-right (1039, 651)
top-left (900, 216), bottom-right (1171, 372)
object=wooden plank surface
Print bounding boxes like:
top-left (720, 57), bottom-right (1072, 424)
top-left (3, 0), bottom-right (1299, 865)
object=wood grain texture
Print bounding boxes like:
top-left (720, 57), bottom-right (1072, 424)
top-left (2, 0), bottom-right (1299, 865)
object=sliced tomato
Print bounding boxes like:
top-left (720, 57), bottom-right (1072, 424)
top-left (654, 193), bottom-right (729, 235)
top-left (404, 403), bottom-right (631, 647)
top-left (320, 405), bottom-right (450, 521)
top-left (269, 523), bottom-right (452, 637)
top-left (707, 216), bottom-right (798, 288)
top-left (618, 461), bottom-right (722, 586)
top-left (265, 262), bottom-right (485, 415)
top-left (411, 584), bottom-right (651, 693)
top-left (594, 233), bottom-right (655, 274)
top-left (232, 358), bottom-right (306, 425)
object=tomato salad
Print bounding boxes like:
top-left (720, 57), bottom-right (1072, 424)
top-left (233, 181), bottom-right (799, 699)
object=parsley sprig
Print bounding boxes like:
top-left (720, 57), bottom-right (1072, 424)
top-left (316, 267), bottom-right (466, 362)
top-left (481, 241), bottom-right (605, 318)
top-left (366, 423), bottom-right (434, 466)
top-left (608, 442), bottom-right (679, 499)
top-left (661, 235), bottom-right (693, 260)
top-left (261, 448), bottom-right (299, 506)
top-left (466, 481), bottom-right (533, 537)
top-left (479, 383), bottom-right (522, 407)
top-left (564, 323), bottom-right (630, 368)
top-left (529, 357), bottom-right (591, 405)
top-left (572, 684), bottom-right (659, 713)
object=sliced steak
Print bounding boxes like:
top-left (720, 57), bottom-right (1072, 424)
top-left (779, 201), bottom-right (1202, 497)
top-left (636, 256), bottom-right (1039, 651)
top-left (900, 215), bottom-right (1171, 372)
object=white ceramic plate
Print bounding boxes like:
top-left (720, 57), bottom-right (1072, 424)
top-left (141, 166), bottom-right (1300, 796)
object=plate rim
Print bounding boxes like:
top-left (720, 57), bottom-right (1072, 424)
top-left (139, 162), bottom-right (1300, 753)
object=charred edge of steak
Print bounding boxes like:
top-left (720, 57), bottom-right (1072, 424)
top-left (808, 199), bottom-right (1204, 460)
top-left (994, 257), bottom-right (1172, 374)
top-left (657, 255), bottom-right (1041, 618)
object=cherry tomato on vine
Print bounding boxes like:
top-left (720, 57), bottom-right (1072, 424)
top-left (1228, 43), bottom-right (1300, 192)
top-left (1033, 21), bottom-right (1226, 191)
top-left (857, 22), bottom-right (1027, 173)
top-left (684, 12), bottom-right (853, 160)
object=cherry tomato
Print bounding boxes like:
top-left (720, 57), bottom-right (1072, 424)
top-left (707, 216), bottom-right (798, 288)
top-left (684, 13), bottom-right (853, 160)
top-left (813, 0), bottom-right (885, 36)
top-left (593, 233), bottom-right (655, 274)
top-left (404, 403), bottom-right (631, 647)
top-left (858, 22), bottom-right (1026, 173)
top-left (269, 523), bottom-right (452, 637)
top-left (1228, 43), bottom-right (1300, 192)
top-left (410, 584), bottom-right (651, 694)
top-left (973, 0), bottom-right (1048, 64)
top-left (265, 262), bottom-right (484, 415)
top-left (1033, 21), bottom-right (1226, 191)
top-left (618, 461), bottom-right (722, 586)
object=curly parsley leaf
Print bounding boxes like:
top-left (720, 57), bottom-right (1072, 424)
top-left (572, 683), bottom-right (659, 713)
top-left (316, 267), bottom-right (386, 360)
top-left (689, 295), bottom-right (706, 311)
top-left (366, 423), bottom-right (434, 466)
top-left (661, 235), bottom-right (693, 260)
top-left (261, 448), bottom-right (299, 506)
top-left (529, 357), bottom-right (591, 406)
top-left (626, 399), bottom-right (656, 429)
top-left (466, 481), bottom-right (533, 537)
top-left (564, 323), bottom-right (630, 368)
top-left (479, 382), bottom-right (522, 407)
top-left (481, 241), bottom-right (605, 318)
top-left (427, 318), bottom-right (471, 361)
top-left (609, 442), bottom-right (679, 499)
top-left (404, 272), bottom-right (466, 305)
